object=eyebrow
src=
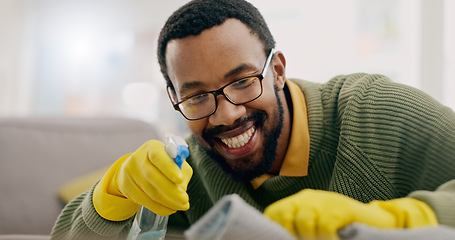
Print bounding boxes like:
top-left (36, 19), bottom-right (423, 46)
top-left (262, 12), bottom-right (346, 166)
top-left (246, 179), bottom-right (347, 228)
top-left (178, 63), bottom-right (258, 96)
top-left (179, 81), bottom-right (205, 96)
top-left (224, 63), bottom-right (257, 79)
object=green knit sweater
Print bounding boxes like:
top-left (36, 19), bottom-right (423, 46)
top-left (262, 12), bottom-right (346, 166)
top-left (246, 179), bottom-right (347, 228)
top-left (51, 73), bottom-right (455, 240)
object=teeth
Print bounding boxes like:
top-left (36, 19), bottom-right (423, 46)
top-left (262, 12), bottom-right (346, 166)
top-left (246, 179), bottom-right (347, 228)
top-left (220, 127), bottom-right (255, 149)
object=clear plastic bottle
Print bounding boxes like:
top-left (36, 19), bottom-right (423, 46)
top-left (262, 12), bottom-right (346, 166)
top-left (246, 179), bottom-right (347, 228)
top-left (127, 135), bottom-right (189, 240)
top-left (127, 207), bottom-right (169, 240)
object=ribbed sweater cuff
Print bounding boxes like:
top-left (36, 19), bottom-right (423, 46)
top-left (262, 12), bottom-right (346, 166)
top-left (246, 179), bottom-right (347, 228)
top-left (81, 182), bottom-right (135, 237)
top-left (408, 179), bottom-right (455, 228)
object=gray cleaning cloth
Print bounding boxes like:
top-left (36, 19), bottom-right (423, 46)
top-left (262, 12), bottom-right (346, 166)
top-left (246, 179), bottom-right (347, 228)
top-left (184, 194), bottom-right (296, 240)
top-left (339, 223), bottom-right (455, 240)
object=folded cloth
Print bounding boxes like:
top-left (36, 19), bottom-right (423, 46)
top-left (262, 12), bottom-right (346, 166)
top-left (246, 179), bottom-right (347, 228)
top-left (184, 194), bottom-right (296, 240)
top-left (339, 223), bottom-right (455, 240)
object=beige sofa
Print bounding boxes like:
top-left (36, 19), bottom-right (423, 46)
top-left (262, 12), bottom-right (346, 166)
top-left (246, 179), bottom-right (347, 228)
top-left (0, 117), bottom-right (161, 239)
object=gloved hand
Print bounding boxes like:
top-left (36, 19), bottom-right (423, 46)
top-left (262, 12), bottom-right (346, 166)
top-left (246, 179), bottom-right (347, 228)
top-left (264, 189), bottom-right (438, 239)
top-left (93, 140), bottom-right (193, 221)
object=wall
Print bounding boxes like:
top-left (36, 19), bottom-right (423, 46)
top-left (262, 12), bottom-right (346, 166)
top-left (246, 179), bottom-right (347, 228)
top-left (0, 0), bottom-right (453, 134)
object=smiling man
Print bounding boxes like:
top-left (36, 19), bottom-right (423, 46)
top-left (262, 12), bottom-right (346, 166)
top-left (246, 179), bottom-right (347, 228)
top-left (165, 18), bottom-right (290, 182)
top-left (51, 0), bottom-right (455, 239)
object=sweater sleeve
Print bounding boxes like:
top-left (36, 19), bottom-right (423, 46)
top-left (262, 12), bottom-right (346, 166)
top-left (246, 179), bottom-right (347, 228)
top-left (408, 179), bottom-right (455, 227)
top-left (329, 73), bottom-right (455, 227)
top-left (50, 181), bottom-right (133, 240)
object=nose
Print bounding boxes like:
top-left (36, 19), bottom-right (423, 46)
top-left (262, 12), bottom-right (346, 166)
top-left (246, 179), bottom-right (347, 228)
top-left (208, 95), bottom-right (246, 126)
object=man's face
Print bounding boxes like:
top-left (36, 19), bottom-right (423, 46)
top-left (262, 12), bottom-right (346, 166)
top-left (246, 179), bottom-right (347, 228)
top-left (166, 19), bottom-right (288, 181)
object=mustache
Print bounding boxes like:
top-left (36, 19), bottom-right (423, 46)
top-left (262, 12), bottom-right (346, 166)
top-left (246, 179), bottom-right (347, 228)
top-left (203, 111), bottom-right (266, 139)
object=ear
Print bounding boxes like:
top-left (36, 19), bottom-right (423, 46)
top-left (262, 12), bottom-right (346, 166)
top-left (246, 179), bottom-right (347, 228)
top-left (272, 51), bottom-right (286, 91)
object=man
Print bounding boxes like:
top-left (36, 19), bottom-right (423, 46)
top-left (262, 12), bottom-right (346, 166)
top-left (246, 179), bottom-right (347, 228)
top-left (51, 0), bottom-right (455, 239)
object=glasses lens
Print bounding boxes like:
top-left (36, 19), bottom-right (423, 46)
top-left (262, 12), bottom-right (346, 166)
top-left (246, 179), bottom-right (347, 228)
top-left (224, 77), bottom-right (262, 104)
top-left (179, 93), bottom-right (216, 120)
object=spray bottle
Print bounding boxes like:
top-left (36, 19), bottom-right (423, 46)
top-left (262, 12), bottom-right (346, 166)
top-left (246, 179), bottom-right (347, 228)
top-left (126, 134), bottom-right (189, 240)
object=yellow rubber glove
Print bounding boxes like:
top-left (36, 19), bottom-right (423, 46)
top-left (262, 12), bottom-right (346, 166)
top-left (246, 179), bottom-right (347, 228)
top-left (264, 189), bottom-right (438, 239)
top-left (93, 140), bottom-right (193, 221)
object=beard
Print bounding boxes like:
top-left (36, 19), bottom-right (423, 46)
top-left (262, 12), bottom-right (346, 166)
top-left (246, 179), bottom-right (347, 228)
top-left (201, 86), bottom-right (285, 182)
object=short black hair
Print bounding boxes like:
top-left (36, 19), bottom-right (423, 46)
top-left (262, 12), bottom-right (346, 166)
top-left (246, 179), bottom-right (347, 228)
top-left (157, 0), bottom-right (276, 90)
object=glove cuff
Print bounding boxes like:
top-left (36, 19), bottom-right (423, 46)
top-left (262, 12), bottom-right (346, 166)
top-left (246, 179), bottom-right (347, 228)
top-left (376, 197), bottom-right (438, 228)
top-left (93, 155), bottom-right (140, 221)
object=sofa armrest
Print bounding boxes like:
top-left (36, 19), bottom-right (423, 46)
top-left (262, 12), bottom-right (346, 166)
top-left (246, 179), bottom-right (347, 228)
top-left (0, 235), bottom-right (50, 240)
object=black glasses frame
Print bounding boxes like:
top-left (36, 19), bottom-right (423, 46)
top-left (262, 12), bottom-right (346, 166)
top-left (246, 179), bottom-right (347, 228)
top-left (168, 48), bottom-right (275, 120)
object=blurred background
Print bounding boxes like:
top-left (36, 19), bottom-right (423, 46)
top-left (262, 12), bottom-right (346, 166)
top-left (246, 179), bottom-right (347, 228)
top-left (1, 0), bottom-right (454, 135)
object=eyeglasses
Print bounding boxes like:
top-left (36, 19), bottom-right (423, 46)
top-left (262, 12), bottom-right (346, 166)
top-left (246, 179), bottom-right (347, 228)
top-left (168, 49), bottom-right (275, 120)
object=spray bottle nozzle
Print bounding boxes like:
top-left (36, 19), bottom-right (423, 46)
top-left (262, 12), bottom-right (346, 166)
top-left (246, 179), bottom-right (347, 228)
top-left (165, 134), bottom-right (189, 169)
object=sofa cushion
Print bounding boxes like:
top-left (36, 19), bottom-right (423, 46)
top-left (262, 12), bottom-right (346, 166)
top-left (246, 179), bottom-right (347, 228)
top-left (0, 118), bottom-right (159, 235)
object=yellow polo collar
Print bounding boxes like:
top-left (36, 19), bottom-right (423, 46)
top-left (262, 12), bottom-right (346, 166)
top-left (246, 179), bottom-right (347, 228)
top-left (250, 79), bottom-right (310, 189)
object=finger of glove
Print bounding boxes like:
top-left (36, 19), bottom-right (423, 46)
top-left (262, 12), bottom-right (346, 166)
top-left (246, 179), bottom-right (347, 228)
top-left (293, 204), bottom-right (317, 237)
top-left (264, 203), bottom-right (298, 236)
top-left (124, 184), bottom-right (178, 216)
top-left (142, 165), bottom-right (190, 210)
top-left (141, 161), bottom-right (192, 207)
top-left (120, 141), bottom-right (190, 209)
top-left (143, 199), bottom-right (180, 217)
top-left (292, 205), bottom-right (346, 240)
top-left (357, 201), bottom-right (397, 228)
top-left (314, 208), bottom-right (350, 239)
top-left (145, 140), bottom-right (184, 184)
top-left (120, 171), bottom-right (189, 213)
top-left (120, 158), bottom-right (189, 210)
top-left (181, 161), bottom-right (193, 191)
top-left (124, 143), bottom-right (187, 194)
